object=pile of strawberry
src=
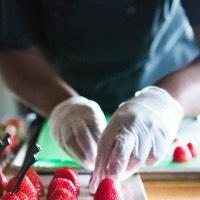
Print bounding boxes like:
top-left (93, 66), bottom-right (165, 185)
top-left (47, 168), bottom-right (120, 200)
top-left (47, 167), bottom-right (80, 200)
top-left (0, 167), bottom-right (120, 200)
top-left (1, 168), bottom-right (44, 200)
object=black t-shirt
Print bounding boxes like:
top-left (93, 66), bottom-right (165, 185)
top-left (0, 0), bottom-right (200, 112)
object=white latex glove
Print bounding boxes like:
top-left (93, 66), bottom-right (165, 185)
top-left (49, 96), bottom-right (107, 170)
top-left (89, 86), bottom-right (183, 193)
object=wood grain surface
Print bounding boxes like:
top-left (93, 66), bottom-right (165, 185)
top-left (144, 180), bottom-right (200, 200)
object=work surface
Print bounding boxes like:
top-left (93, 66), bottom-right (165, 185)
top-left (6, 169), bottom-right (200, 200)
top-left (9, 117), bottom-right (200, 199)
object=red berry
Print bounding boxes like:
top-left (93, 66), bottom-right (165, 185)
top-left (54, 168), bottom-right (80, 195)
top-left (26, 168), bottom-right (44, 197)
top-left (94, 178), bottom-right (120, 200)
top-left (6, 176), bottom-right (38, 200)
top-left (2, 191), bottom-right (28, 200)
top-left (2, 192), bottom-right (19, 200)
top-left (6, 118), bottom-right (24, 128)
top-left (173, 146), bottom-right (192, 162)
top-left (49, 188), bottom-right (76, 200)
top-left (15, 191), bottom-right (29, 200)
top-left (47, 178), bottom-right (77, 199)
top-left (0, 172), bottom-right (8, 197)
top-left (6, 118), bottom-right (27, 138)
top-left (187, 141), bottom-right (199, 157)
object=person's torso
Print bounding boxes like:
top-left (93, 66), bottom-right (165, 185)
top-left (41, 0), bottom-right (156, 66)
top-left (39, 0), bottom-right (199, 112)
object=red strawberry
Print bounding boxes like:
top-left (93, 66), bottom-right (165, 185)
top-left (6, 118), bottom-right (24, 129)
top-left (94, 178), bottom-right (120, 200)
top-left (173, 146), bottom-right (192, 162)
top-left (2, 191), bottom-right (28, 200)
top-left (6, 118), bottom-right (27, 139)
top-left (47, 178), bottom-right (77, 199)
top-left (54, 168), bottom-right (80, 195)
top-left (2, 192), bottom-right (19, 200)
top-left (15, 191), bottom-right (29, 200)
top-left (6, 176), bottom-right (38, 200)
top-left (49, 188), bottom-right (76, 200)
top-left (187, 141), bottom-right (199, 157)
top-left (26, 168), bottom-right (44, 197)
top-left (0, 171), bottom-right (8, 197)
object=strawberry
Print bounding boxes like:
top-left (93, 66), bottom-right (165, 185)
top-left (173, 146), bottom-right (192, 162)
top-left (2, 192), bottom-right (19, 200)
top-left (2, 191), bottom-right (28, 200)
top-left (15, 191), bottom-right (29, 200)
top-left (6, 118), bottom-right (24, 129)
top-left (187, 141), bottom-right (199, 157)
top-left (49, 188), bottom-right (76, 200)
top-left (94, 178), bottom-right (120, 200)
top-left (6, 176), bottom-right (38, 200)
top-left (47, 178), bottom-right (77, 199)
top-left (26, 168), bottom-right (44, 197)
top-left (0, 171), bottom-right (8, 197)
top-left (6, 118), bottom-right (27, 139)
top-left (53, 168), bottom-right (80, 195)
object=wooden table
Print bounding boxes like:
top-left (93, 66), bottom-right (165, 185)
top-left (144, 180), bottom-right (200, 200)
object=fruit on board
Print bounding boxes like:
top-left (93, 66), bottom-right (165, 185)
top-left (26, 168), bottom-right (44, 197)
top-left (6, 176), bottom-right (38, 200)
top-left (47, 178), bottom-right (77, 199)
top-left (173, 145), bottom-right (192, 162)
top-left (187, 141), bottom-right (199, 157)
top-left (48, 188), bottom-right (76, 200)
top-left (53, 168), bottom-right (80, 195)
top-left (2, 191), bottom-right (28, 200)
top-left (94, 178), bottom-right (120, 200)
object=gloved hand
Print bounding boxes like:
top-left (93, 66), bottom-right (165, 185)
top-left (89, 86), bottom-right (183, 193)
top-left (49, 96), bottom-right (107, 170)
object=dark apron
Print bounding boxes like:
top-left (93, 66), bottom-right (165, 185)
top-left (41, 0), bottom-right (199, 113)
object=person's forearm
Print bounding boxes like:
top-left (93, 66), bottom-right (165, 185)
top-left (0, 48), bottom-right (78, 117)
top-left (156, 55), bottom-right (200, 117)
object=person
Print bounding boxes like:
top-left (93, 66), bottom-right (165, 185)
top-left (0, 0), bottom-right (200, 192)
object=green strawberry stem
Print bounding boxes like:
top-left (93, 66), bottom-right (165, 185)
top-left (12, 154), bottom-right (38, 194)
top-left (0, 133), bottom-right (11, 154)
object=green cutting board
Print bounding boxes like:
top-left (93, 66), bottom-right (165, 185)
top-left (35, 116), bottom-right (200, 172)
top-left (34, 115), bottom-right (111, 169)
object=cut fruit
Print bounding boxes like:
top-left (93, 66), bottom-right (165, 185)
top-left (173, 146), bottom-right (192, 163)
top-left (94, 178), bottom-right (120, 200)
top-left (187, 141), bottom-right (199, 157)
